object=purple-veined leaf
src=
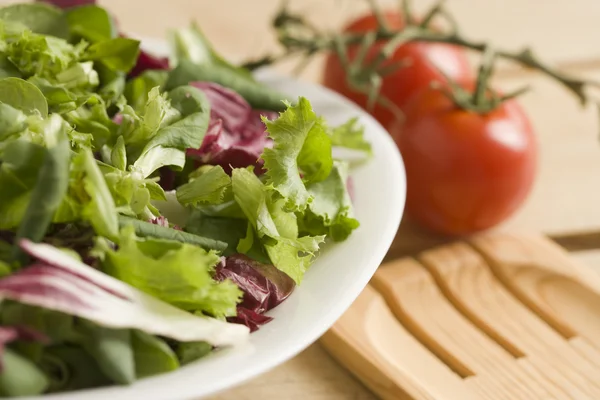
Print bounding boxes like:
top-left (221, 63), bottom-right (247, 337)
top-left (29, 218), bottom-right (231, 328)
top-left (0, 240), bottom-right (249, 347)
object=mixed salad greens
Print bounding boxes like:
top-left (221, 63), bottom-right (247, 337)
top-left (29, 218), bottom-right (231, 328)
top-left (0, 0), bottom-right (372, 396)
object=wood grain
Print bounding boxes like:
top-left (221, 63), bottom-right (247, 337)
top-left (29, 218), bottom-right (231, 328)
top-left (472, 234), bottom-right (600, 346)
top-left (320, 285), bottom-right (479, 400)
top-left (371, 258), bottom-right (577, 400)
top-left (322, 235), bottom-right (600, 399)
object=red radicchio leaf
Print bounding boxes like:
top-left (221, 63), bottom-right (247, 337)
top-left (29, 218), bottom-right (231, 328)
top-left (0, 240), bottom-right (249, 346)
top-left (0, 326), bottom-right (49, 371)
top-left (129, 50), bottom-right (170, 78)
top-left (215, 254), bottom-right (295, 331)
top-left (228, 308), bottom-right (272, 333)
top-left (148, 216), bottom-right (181, 231)
top-left (185, 82), bottom-right (278, 175)
top-left (190, 82), bottom-right (251, 132)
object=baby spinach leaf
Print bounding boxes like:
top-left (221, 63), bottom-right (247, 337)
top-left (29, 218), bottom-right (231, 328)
top-left (13, 124), bottom-right (70, 259)
top-left (42, 345), bottom-right (111, 392)
top-left (175, 341), bottom-right (212, 365)
top-left (184, 211), bottom-right (247, 256)
top-left (0, 77), bottom-right (49, 117)
top-left (0, 140), bottom-right (46, 230)
top-left (0, 349), bottom-right (49, 397)
top-left (77, 321), bottom-right (136, 385)
top-left (132, 331), bottom-right (179, 379)
top-left (66, 5), bottom-right (116, 43)
top-left (0, 3), bottom-right (68, 39)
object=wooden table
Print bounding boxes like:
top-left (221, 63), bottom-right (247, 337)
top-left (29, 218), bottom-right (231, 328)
top-left (43, 0), bottom-right (600, 397)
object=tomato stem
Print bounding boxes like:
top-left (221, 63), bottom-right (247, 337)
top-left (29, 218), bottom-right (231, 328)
top-left (243, 0), bottom-right (599, 113)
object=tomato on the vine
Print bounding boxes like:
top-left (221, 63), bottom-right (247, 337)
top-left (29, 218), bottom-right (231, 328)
top-left (322, 10), bottom-right (475, 130)
top-left (390, 86), bottom-right (538, 236)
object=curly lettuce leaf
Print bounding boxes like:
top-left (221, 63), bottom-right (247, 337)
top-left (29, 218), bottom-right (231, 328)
top-left (64, 95), bottom-right (116, 148)
top-left (299, 161), bottom-right (359, 242)
top-left (99, 227), bottom-right (242, 318)
top-left (231, 168), bottom-right (324, 283)
top-left (128, 85), bottom-right (211, 177)
top-left (124, 69), bottom-right (169, 113)
top-left (99, 162), bottom-right (165, 218)
top-left (176, 165), bottom-right (231, 207)
top-left (261, 97), bottom-right (333, 211)
top-left (329, 117), bottom-right (372, 155)
top-left (6, 30), bottom-right (87, 80)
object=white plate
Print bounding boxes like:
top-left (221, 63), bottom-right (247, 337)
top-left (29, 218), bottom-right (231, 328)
top-left (26, 39), bottom-right (406, 400)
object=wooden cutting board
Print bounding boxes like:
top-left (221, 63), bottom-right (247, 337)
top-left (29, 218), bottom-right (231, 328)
top-left (320, 233), bottom-right (600, 400)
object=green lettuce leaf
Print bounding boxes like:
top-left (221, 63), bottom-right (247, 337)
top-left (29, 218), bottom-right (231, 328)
top-left (99, 227), bottom-right (242, 318)
top-left (299, 161), bottom-right (359, 242)
top-left (6, 30), bottom-right (86, 80)
top-left (124, 69), bottom-right (169, 113)
top-left (83, 37), bottom-right (140, 73)
top-left (27, 76), bottom-right (79, 114)
top-left (68, 149), bottom-right (119, 240)
top-left (261, 97), bottom-right (333, 211)
top-left (128, 85), bottom-right (210, 178)
top-left (65, 95), bottom-right (117, 148)
top-left (99, 162), bottom-right (165, 218)
top-left (0, 55), bottom-right (21, 79)
top-left (13, 118), bottom-right (70, 257)
top-left (0, 141), bottom-right (45, 229)
top-left (231, 168), bottom-right (324, 283)
top-left (176, 165), bottom-right (231, 207)
top-left (0, 103), bottom-right (27, 141)
top-left (329, 117), bottom-right (372, 155)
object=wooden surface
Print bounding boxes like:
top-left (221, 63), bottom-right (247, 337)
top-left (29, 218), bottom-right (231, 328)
top-left (9, 0), bottom-right (600, 397)
top-left (323, 234), bottom-right (600, 399)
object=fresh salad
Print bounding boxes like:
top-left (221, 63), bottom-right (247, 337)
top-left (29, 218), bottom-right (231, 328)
top-left (0, 0), bottom-right (372, 397)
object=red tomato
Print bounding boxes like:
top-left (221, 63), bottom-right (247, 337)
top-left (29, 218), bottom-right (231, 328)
top-left (322, 11), bottom-right (475, 130)
top-left (391, 87), bottom-right (537, 236)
